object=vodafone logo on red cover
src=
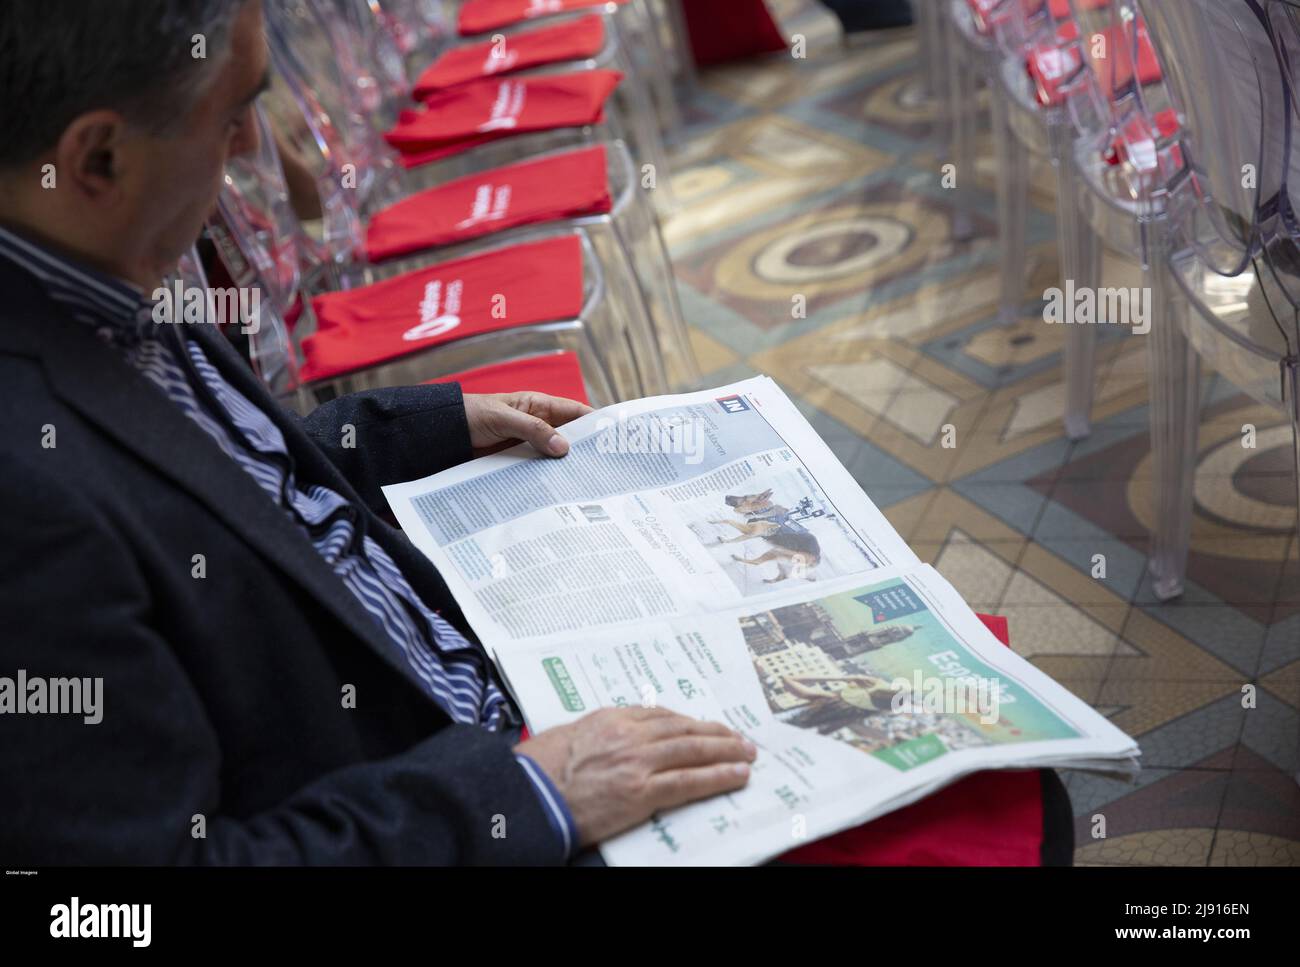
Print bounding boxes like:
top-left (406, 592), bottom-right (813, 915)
top-left (455, 183), bottom-right (513, 230)
top-left (477, 80), bottom-right (526, 132)
top-left (404, 278), bottom-right (464, 341)
top-left (483, 48), bottom-right (521, 74)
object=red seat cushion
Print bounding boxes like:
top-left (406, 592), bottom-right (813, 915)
top-left (1026, 20), bottom-right (1082, 107)
top-left (427, 351), bottom-right (590, 404)
top-left (384, 69), bottom-right (622, 164)
top-left (414, 14), bottom-right (605, 97)
top-left (1087, 17), bottom-right (1163, 93)
top-left (1105, 107), bottom-right (1181, 168)
top-left (458, 0), bottom-right (627, 36)
top-left (777, 613), bottom-right (1047, 866)
top-left (680, 0), bottom-right (787, 68)
top-left (365, 145), bottom-right (611, 262)
top-left (965, 0), bottom-right (1007, 34)
top-left (300, 235), bottom-right (585, 383)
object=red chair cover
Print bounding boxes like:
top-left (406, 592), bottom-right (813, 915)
top-left (414, 14), bottom-right (605, 97)
top-left (384, 70), bottom-right (622, 158)
top-left (427, 350), bottom-right (590, 404)
top-left (365, 145), bottom-right (611, 262)
top-left (680, 0), bottom-right (786, 67)
top-left (300, 235), bottom-right (585, 382)
top-left (458, 0), bottom-right (628, 37)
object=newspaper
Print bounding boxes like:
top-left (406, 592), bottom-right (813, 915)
top-left (385, 377), bottom-right (1140, 866)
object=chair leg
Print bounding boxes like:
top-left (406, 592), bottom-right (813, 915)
top-left (1145, 223), bottom-right (1200, 601)
top-left (947, 43), bottom-right (980, 242)
top-left (1289, 357), bottom-right (1300, 787)
top-left (1290, 356), bottom-right (1300, 561)
top-left (616, 200), bottom-right (701, 390)
top-left (628, 1), bottom-right (683, 138)
top-left (990, 79), bottom-right (1028, 324)
top-left (915, 0), bottom-right (937, 100)
top-left (1049, 119), bottom-right (1099, 440)
top-left (929, 2), bottom-right (954, 152)
top-left (664, 0), bottom-right (698, 94)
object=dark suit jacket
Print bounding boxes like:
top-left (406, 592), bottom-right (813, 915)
top-left (0, 257), bottom-right (563, 865)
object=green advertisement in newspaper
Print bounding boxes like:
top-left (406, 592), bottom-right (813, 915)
top-left (740, 578), bottom-right (1080, 771)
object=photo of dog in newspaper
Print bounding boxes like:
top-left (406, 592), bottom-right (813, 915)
top-left (679, 465), bottom-right (878, 597)
top-left (738, 581), bottom-right (1081, 770)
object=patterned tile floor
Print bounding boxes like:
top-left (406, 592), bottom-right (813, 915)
top-left (662, 0), bottom-right (1300, 865)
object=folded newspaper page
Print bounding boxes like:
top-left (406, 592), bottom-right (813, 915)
top-left (384, 377), bottom-right (1140, 866)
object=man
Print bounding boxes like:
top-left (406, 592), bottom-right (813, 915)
top-left (0, 0), bottom-right (754, 865)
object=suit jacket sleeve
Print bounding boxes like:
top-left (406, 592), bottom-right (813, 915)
top-left (0, 459), bottom-right (562, 867)
top-left (299, 383), bottom-right (474, 513)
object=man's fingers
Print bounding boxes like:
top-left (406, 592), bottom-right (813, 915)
top-left (637, 713), bottom-right (741, 743)
top-left (644, 735), bottom-right (756, 772)
top-left (491, 401), bottom-right (566, 456)
top-left (622, 705), bottom-right (681, 721)
top-left (618, 707), bottom-right (747, 744)
top-left (539, 394), bottom-right (593, 427)
top-left (647, 761), bottom-right (753, 811)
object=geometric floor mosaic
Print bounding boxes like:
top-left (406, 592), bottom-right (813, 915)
top-left (665, 0), bottom-right (1300, 865)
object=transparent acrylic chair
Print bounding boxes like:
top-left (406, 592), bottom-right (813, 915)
top-left (647, 0), bottom-right (696, 107)
top-left (367, 143), bottom-right (698, 390)
top-left (455, 0), bottom-right (684, 137)
top-left (365, 0), bottom-right (457, 69)
top-left (1059, 0), bottom-right (1203, 600)
top-left (945, 0), bottom-right (1071, 313)
top-left (366, 3), bottom-right (678, 210)
top-left (1133, 0), bottom-right (1299, 600)
top-left (261, 34), bottom-right (689, 393)
top-left (943, 0), bottom-right (1012, 244)
top-left (1054, 0), bottom-right (1190, 451)
top-left (912, 0), bottom-right (956, 152)
top-left (214, 104), bottom-right (633, 410)
top-left (956, 0), bottom-right (1107, 439)
top-left (267, 0), bottom-right (673, 213)
top-left (332, 0), bottom-right (414, 118)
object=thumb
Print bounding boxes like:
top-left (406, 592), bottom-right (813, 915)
top-left (493, 401), bottom-right (568, 457)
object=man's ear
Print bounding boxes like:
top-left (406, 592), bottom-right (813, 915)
top-left (54, 110), bottom-right (130, 199)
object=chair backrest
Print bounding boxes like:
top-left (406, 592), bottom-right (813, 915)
top-left (220, 103), bottom-right (311, 311)
top-left (990, 0), bottom-right (1068, 55)
top-left (259, 64), bottom-right (369, 272)
top-left (330, 0), bottom-right (413, 108)
top-left (1263, 1), bottom-right (1300, 246)
top-left (373, 0), bottom-right (456, 62)
top-left (1065, 0), bottom-right (1123, 137)
top-left (265, 0), bottom-right (407, 212)
top-left (1137, 0), bottom-right (1300, 365)
top-left (1136, 0), bottom-right (1288, 277)
top-left (265, 0), bottom-right (399, 147)
top-left (209, 103), bottom-right (311, 396)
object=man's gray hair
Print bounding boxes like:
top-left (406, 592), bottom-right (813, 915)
top-left (0, 0), bottom-right (250, 168)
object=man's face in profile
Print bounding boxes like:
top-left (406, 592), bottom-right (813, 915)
top-left (120, 0), bottom-right (269, 287)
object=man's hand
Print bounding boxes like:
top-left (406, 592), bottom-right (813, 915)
top-left (463, 391), bottom-right (593, 458)
top-left (515, 707), bottom-right (757, 849)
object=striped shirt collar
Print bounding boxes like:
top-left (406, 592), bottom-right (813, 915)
top-left (0, 222), bottom-right (156, 344)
